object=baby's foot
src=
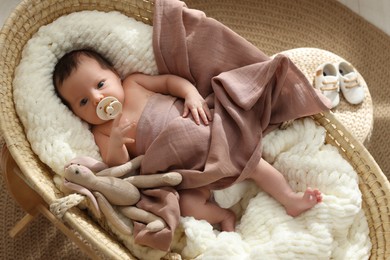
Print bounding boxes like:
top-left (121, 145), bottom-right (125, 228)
top-left (220, 210), bottom-right (236, 232)
top-left (285, 187), bottom-right (322, 217)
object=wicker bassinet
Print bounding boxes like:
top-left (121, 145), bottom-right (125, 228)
top-left (0, 0), bottom-right (389, 259)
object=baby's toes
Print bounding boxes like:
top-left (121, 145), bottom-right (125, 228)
top-left (313, 189), bottom-right (323, 202)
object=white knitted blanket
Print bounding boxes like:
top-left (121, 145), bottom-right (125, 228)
top-left (13, 11), bottom-right (371, 260)
top-left (181, 118), bottom-right (371, 259)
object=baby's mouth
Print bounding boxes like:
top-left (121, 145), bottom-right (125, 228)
top-left (96, 96), bottom-right (122, 120)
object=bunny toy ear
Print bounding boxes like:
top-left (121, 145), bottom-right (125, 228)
top-left (62, 180), bottom-right (101, 218)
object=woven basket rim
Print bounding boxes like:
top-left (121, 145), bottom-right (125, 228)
top-left (0, 0), bottom-right (388, 259)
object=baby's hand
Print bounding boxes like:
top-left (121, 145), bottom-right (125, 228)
top-left (183, 92), bottom-right (212, 125)
top-left (110, 113), bottom-right (135, 146)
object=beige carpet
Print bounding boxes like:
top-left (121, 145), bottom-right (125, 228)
top-left (1, 0), bottom-right (389, 258)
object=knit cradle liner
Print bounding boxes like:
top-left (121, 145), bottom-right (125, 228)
top-left (12, 11), bottom-right (371, 259)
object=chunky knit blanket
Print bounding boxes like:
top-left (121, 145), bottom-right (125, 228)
top-left (181, 118), bottom-right (371, 259)
top-left (12, 8), bottom-right (371, 260)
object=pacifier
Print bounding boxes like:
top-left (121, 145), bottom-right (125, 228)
top-left (96, 96), bottom-right (122, 121)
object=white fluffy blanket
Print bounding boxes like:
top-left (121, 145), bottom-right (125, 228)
top-left (180, 118), bottom-right (371, 259)
top-left (13, 11), bottom-right (371, 259)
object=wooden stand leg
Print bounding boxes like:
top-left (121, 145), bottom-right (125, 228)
top-left (1, 145), bottom-right (100, 259)
top-left (1, 145), bottom-right (45, 236)
top-left (9, 213), bottom-right (37, 238)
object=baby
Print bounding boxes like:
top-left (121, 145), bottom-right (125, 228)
top-left (54, 49), bottom-right (322, 231)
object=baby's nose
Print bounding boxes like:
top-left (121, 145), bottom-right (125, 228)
top-left (93, 94), bottom-right (104, 105)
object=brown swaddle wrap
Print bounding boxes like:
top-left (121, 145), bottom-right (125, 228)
top-left (132, 0), bottom-right (330, 251)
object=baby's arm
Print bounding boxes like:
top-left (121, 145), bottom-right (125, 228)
top-left (93, 113), bottom-right (134, 166)
top-left (125, 73), bottom-right (212, 125)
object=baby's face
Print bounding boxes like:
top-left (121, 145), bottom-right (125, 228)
top-left (59, 55), bottom-right (124, 125)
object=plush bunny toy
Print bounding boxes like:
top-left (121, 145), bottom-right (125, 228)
top-left (61, 155), bottom-right (182, 234)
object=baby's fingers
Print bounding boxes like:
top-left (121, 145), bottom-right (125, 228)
top-left (182, 106), bottom-right (201, 125)
top-left (203, 104), bottom-right (212, 122)
top-left (183, 103), bottom-right (211, 125)
top-left (120, 121), bottom-right (136, 132)
top-left (190, 108), bottom-right (201, 125)
top-left (118, 121), bottom-right (136, 143)
top-left (197, 108), bottom-right (210, 125)
top-left (112, 112), bottom-right (123, 126)
top-left (182, 106), bottom-right (190, 118)
top-left (123, 137), bottom-right (135, 144)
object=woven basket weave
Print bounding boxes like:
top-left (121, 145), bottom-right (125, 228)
top-left (0, 0), bottom-right (389, 259)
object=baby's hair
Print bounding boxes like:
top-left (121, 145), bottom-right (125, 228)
top-left (53, 49), bottom-right (116, 106)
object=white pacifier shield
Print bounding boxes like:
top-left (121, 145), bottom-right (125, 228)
top-left (96, 97), bottom-right (122, 120)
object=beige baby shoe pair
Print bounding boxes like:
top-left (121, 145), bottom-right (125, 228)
top-left (314, 61), bottom-right (365, 108)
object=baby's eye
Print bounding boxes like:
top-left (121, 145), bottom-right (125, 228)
top-left (80, 98), bottom-right (88, 106)
top-left (97, 81), bottom-right (105, 89)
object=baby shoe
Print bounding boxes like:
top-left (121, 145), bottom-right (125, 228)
top-left (336, 61), bottom-right (365, 105)
top-left (314, 63), bottom-right (340, 108)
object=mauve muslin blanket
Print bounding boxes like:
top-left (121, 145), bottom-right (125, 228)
top-left (132, 0), bottom-right (330, 251)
